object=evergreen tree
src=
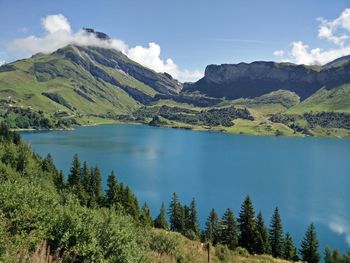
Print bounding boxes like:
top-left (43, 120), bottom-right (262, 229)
top-left (91, 165), bottom-right (104, 206)
top-left (205, 208), bottom-right (220, 244)
top-left (256, 212), bottom-right (271, 254)
top-left (106, 171), bottom-right (118, 207)
top-left (81, 161), bottom-right (90, 191)
top-left (122, 185), bottom-right (140, 219)
top-left (283, 232), bottom-right (297, 260)
top-left (220, 208), bottom-right (238, 250)
top-left (238, 196), bottom-right (258, 254)
top-left (332, 249), bottom-right (341, 263)
top-left (68, 154), bottom-right (81, 187)
top-left (168, 193), bottom-right (184, 233)
top-left (324, 246), bottom-right (342, 263)
top-left (299, 223), bottom-right (320, 263)
top-left (55, 170), bottom-right (65, 190)
top-left (269, 207), bottom-right (284, 258)
top-left (140, 202), bottom-right (153, 227)
top-left (154, 203), bottom-right (169, 230)
top-left (324, 246), bottom-right (333, 263)
top-left (188, 198), bottom-right (200, 238)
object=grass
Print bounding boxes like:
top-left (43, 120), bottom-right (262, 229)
top-left (288, 85), bottom-right (350, 114)
top-left (149, 229), bottom-right (293, 263)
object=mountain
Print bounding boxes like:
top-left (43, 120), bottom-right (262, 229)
top-left (183, 58), bottom-right (350, 100)
top-left (0, 43), bottom-right (182, 117)
top-left (0, 33), bottom-right (349, 137)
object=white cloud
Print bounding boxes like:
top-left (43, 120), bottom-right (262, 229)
top-left (273, 49), bottom-right (284, 57)
top-left (42, 14), bottom-right (71, 34)
top-left (317, 8), bottom-right (350, 46)
top-left (0, 61), bottom-right (5, 66)
top-left (273, 8), bottom-right (350, 65)
top-left (7, 14), bottom-right (202, 82)
top-left (329, 217), bottom-right (350, 247)
top-left (127, 42), bottom-right (203, 81)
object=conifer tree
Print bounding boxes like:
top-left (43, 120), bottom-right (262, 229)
top-left (220, 208), bottom-right (238, 250)
top-left (299, 223), bottom-right (320, 263)
top-left (67, 154), bottom-right (81, 187)
top-left (205, 208), bottom-right (220, 244)
top-left (188, 198), bottom-right (200, 238)
top-left (81, 161), bottom-right (90, 191)
top-left (324, 246), bottom-right (333, 263)
top-left (140, 202), bottom-right (153, 227)
top-left (256, 212), bottom-right (271, 254)
top-left (56, 170), bottom-right (65, 189)
top-left (168, 193), bottom-right (184, 233)
top-left (283, 232), bottom-right (297, 260)
top-left (106, 171), bottom-right (118, 207)
top-left (238, 196), bottom-right (258, 254)
top-left (154, 203), bottom-right (169, 230)
top-left (331, 249), bottom-right (341, 263)
top-left (269, 207), bottom-right (284, 258)
top-left (91, 165), bottom-right (104, 206)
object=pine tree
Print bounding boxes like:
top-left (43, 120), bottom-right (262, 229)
top-left (299, 223), bottom-right (320, 263)
top-left (220, 208), bottom-right (238, 250)
top-left (168, 193), bottom-right (184, 233)
top-left (325, 246), bottom-right (333, 263)
top-left (55, 170), bottom-right (65, 190)
top-left (140, 202), bottom-right (153, 227)
top-left (205, 208), bottom-right (220, 244)
top-left (106, 171), bottom-right (118, 207)
top-left (256, 212), bottom-right (271, 254)
top-left (154, 203), bottom-right (169, 230)
top-left (122, 185), bottom-right (140, 219)
top-left (269, 207), bottom-right (284, 258)
top-left (283, 232), bottom-right (297, 260)
top-left (81, 161), bottom-right (90, 191)
top-left (238, 196), bottom-right (258, 254)
top-left (188, 198), bottom-right (200, 238)
top-left (67, 154), bottom-right (81, 187)
top-left (332, 249), bottom-right (341, 263)
top-left (91, 165), bottom-right (104, 206)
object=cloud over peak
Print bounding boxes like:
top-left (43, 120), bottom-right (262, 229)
top-left (7, 14), bottom-right (202, 82)
top-left (273, 8), bottom-right (350, 65)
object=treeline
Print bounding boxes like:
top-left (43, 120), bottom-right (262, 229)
top-left (0, 107), bottom-right (76, 129)
top-left (154, 193), bottom-right (321, 262)
top-left (270, 112), bottom-right (350, 132)
top-left (130, 105), bottom-right (253, 127)
top-left (304, 112), bottom-right (350, 130)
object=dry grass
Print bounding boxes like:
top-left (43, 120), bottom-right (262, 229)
top-left (30, 241), bottom-right (61, 263)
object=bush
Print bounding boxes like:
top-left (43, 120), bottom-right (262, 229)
top-left (234, 246), bottom-right (250, 257)
top-left (215, 244), bottom-right (231, 261)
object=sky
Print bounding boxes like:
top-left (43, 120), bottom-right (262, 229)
top-left (0, 0), bottom-right (350, 82)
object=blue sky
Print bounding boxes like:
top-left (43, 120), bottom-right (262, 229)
top-left (1, 0), bottom-right (350, 81)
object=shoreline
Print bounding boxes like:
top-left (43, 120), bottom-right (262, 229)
top-left (13, 119), bottom-right (350, 139)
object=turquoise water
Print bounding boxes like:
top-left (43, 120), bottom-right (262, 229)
top-left (21, 124), bottom-right (350, 253)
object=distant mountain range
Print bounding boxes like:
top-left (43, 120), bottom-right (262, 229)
top-left (184, 57), bottom-right (350, 100)
top-left (0, 29), bottom-right (349, 137)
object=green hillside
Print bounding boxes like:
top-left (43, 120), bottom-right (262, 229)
top-left (0, 45), bottom-right (183, 128)
top-left (287, 85), bottom-right (350, 114)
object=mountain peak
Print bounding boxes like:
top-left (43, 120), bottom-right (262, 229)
top-left (82, 28), bottom-right (110, 40)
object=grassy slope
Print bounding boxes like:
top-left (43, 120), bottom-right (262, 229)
top-left (0, 46), bottom-right (161, 119)
top-left (150, 229), bottom-right (292, 263)
top-left (220, 90), bottom-right (299, 137)
top-left (287, 85), bottom-right (350, 114)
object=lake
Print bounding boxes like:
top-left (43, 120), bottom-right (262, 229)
top-left (21, 124), bottom-right (350, 253)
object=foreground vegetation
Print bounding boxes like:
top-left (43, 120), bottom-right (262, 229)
top-left (0, 123), bottom-right (349, 262)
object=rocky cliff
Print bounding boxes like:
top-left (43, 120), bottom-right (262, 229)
top-left (184, 58), bottom-right (350, 100)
